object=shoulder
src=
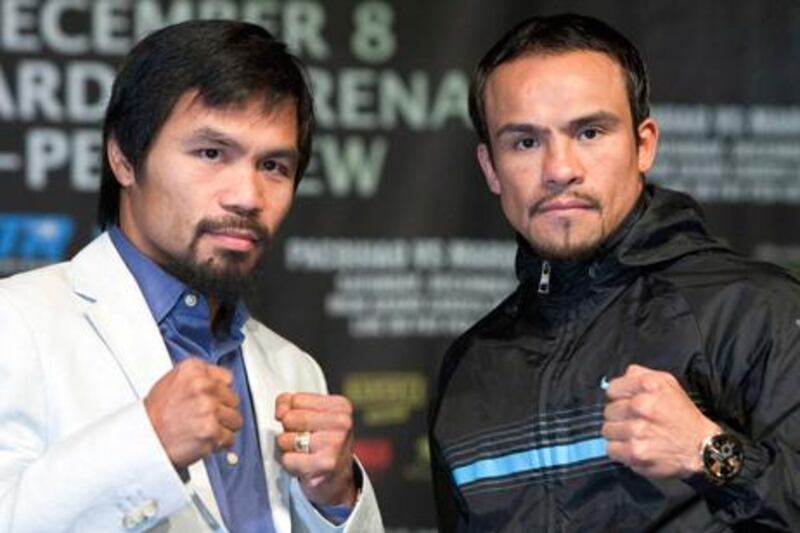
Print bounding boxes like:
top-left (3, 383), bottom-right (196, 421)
top-left (648, 251), bottom-right (800, 362)
top-left (655, 250), bottom-right (800, 311)
top-left (0, 261), bottom-right (73, 317)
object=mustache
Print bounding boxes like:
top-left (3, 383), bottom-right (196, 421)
top-left (529, 191), bottom-right (602, 217)
top-left (195, 216), bottom-right (270, 243)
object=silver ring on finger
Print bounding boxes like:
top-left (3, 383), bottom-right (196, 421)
top-left (293, 431), bottom-right (312, 454)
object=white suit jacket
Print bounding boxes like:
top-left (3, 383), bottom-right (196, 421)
top-left (0, 233), bottom-right (383, 532)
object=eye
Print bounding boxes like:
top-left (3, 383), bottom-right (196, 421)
top-left (578, 127), bottom-right (603, 141)
top-left (197, 148), bottom-right (222, 160)
top-left (514, 137), bottom-right (540, 151)
top-left (260, 159), bottom-right (290, 176)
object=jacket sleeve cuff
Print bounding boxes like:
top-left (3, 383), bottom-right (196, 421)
top-left (289, 456), bottom-right (384, 532)
top-left (14, 400), bottom-right (189, 531)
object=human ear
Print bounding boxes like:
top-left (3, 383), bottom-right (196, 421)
top-left (636, 118), bottom-right (659, 173)
top-left (106, 138), bottom-right (136, 187)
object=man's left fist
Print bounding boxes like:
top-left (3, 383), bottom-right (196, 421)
top-left (276, 392), bottom-right (357, 507)
top-left (601, 364), bottom-right (720, 478)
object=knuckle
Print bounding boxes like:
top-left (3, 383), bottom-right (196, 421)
top-left (329, 431), bottom-right (350, 451)
top-left (312, 431), bottom-right (328, 449)
top-left (343, 402), bottom-right (354, 416)
top-left (630, 395), bottom-right (652, 418)
top-left (189, 377), bottom-right (212, 396)
top-left (606, 442), bottom-right (622, 462)
top-left (278, 434), bottom-right (293, 451)
top-left (282, 412), bottom-right (299, 428)
top-left (277, 392), bottom-right (291, 403)
top-left (641, 375), bottom-right (658, 389)
top-left (198, 418), bottom-right (219, 440)
top-left (337, 413), bottom-right (353, 432)
top-left (218, 368), bottom-right (234, 385)
top-left (196, 396), bottom-right (216, 416)
top-left (631, 419), bottom-right (648, 438)
top-left (333, 395), bottom-right (354, 415)
top-left (629, 439), bottom-right (648, 462)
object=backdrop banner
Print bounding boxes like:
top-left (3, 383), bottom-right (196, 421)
top-left (2, 1), bottom-right (799, 529)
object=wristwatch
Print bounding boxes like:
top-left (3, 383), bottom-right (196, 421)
top-left (701, 433), bottom-right (744, 484)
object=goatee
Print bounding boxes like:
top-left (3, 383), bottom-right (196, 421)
top-left (164, 215), bottom-right (271, 304)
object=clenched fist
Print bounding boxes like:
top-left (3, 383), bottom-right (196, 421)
top-left (145, 358), bottom-right (243, 469)
top-left (275, 393), bottom-right (357, 507)
top-left (602, 364), bottom-right (720, 478)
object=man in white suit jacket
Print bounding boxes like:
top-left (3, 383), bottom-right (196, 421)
top-left (0, 20), bottom-right (383, 532)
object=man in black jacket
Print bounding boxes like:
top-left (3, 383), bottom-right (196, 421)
top-left (429, 13), bottom-right (800, 532)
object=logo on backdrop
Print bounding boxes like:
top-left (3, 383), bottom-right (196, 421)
top-left (0, 0), bottom-right (471, 198)
top-left (0, 214), bottom-right (75, 276)
top-left (353, 438), bottom-right (394, 477)
top-left (343, 371), bottom-right (427, 426)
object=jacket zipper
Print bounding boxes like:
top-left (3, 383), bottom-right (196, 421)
top-left (538, 260), bottom-right (551, 294)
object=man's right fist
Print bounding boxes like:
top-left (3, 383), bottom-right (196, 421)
top-left (144, 358), bottom-right (243, 468)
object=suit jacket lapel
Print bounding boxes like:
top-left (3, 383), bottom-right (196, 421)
top-left (69, 233), bottom-right (173, 397)
top-left (242, 327), bottom-right (293, 533)
top-left (68, 233), bottom-right (226, 527)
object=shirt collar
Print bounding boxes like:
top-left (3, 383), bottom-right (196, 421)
top-left (108, 226), bottom-right (249, 333)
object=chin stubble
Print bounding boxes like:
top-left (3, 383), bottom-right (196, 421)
top-left (163, 216), bottom-right (271, 303)
top-left (526, 192), bottom-right (605, 261)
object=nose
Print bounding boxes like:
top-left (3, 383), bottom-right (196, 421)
top-left (542, 138), bottom-right (584, 190)
top-left (220, 165), bottom-right (264, 217)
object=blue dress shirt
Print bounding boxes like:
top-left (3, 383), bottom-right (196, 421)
top-left (110, 227), bottom-right (276, 533)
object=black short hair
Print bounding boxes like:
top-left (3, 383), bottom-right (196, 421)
top-left (98, 19), bottom-right (314, 228)
top-left (469, 13), bottom-right (650, 147)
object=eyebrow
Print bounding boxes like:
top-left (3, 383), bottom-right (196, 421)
top-left (185, 127), bottom-right (242, 149)
top-left (185, 126), bottom-right (300, 165)
top-left (494, 122), bottom-right (546, 140)
top-left (567, 111), bottom-right (621, 133)
top-left (494, 111), bottom-right (622, 140)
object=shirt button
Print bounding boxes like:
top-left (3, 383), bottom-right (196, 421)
top-left (122, 510), bottom-right (143, 530)
top-left (142, 499), bottom-right (159, 520)
top-left (184, 293), bottom-right (198, 307)
top-left (226, 451), bottom-right (239, 466)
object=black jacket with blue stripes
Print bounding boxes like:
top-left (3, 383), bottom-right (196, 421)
top-left (428, 185), bottom-right (800, 532)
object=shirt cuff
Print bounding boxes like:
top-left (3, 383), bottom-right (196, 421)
top-left (314, 460), bottom-right (363, 525)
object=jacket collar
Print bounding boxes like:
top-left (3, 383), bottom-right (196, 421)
top-left (514, 185), bottom-right (730, 296)
top-left (69, 233), bottom-right (231, 526)
top-left (68, 232), bottom-right (174, 398)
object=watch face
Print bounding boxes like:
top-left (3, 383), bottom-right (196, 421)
top-left (703, 434), bottom-right (744, 482)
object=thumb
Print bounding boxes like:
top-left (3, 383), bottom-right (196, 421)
top-left (606, 364), bottom-right (654, 400)
top-left (624, 364), bottom-right (650, 377)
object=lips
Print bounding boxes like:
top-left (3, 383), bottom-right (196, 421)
top-left (537, 199), bottom-right (597, 213)
top-left (205, 228), bottom-right (260, 251)
top-left (531, 193), bottom-right (601, 216)
top-left (195, 216), bottom-right (269, 253)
